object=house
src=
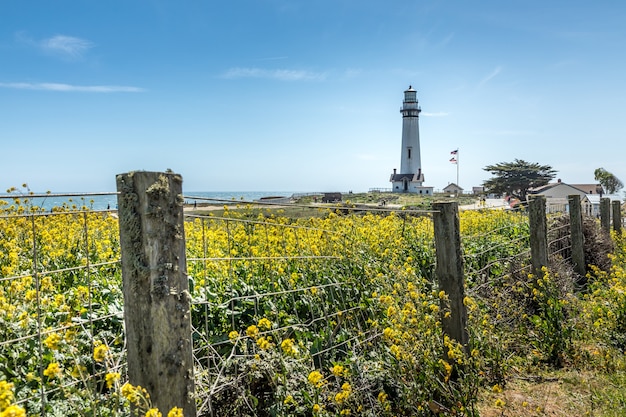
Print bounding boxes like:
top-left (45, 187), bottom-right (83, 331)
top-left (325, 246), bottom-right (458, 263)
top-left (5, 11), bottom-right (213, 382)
top-left (529, 180), bottom-right (610, 215)
top-left (443, 183), bottom-right (463, 195)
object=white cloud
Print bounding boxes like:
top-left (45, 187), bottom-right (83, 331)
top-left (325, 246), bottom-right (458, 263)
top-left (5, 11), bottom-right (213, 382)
top-left (222, 67), bottom-right (327, 81)
top-left (0, 82), bottom-right (145, 93)
top-left (41, 35), bottom-right (94, 58)
top-left (477, 66), bottom-right (502, 88)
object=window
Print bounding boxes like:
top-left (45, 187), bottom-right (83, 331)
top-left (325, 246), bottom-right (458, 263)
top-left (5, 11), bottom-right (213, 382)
top-left (407, 148), bottom-right (412, 159)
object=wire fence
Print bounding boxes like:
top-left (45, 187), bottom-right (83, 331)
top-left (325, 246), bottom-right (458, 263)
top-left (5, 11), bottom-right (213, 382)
top-left (0, 188), bottom-right (614, 416)
top-left (0, 193), bottom-right (124, 415)
top-left (182, 205), bottom-right (437, 416)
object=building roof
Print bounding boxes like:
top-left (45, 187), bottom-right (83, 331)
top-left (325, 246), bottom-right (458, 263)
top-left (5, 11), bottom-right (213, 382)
top-left (390, 172), bottom-right (425, 182)
top-left (443, 183), bottom-right (463, 192)
top-left (531, 181), bottom-right (603, 194)
top-left (569, 184), bottom-right (603, 194)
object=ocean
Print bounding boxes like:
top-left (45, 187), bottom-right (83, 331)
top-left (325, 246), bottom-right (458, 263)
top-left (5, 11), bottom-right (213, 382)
top-left (0, 191), bottom-right (299, 211)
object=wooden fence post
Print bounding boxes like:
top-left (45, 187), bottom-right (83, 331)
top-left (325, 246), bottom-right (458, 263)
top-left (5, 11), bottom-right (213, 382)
top-left (600, 198), bottom-right (611, 233)
top-left (433, 202), bottom-right (468, 350)
top-left (568, 195), bottom-right (586, 280)
top-left (116, 171), bottom-right (196, 417)
top-left (528, 196), bottom-right (548, 278)
top-left (612, 200), bottom-right (622, 235)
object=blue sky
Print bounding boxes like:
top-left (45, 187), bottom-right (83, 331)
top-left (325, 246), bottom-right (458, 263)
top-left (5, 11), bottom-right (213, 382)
top-left (1, 0), bottom-right (625, 193)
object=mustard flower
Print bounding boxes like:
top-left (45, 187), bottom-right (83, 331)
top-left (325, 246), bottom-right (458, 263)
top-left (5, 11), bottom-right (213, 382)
top-left (377, 391), bottom-right (388, 403)
top-left (43, 363), bottom-right (62, 379)
top-left (167, 408), bottom-right (184, 417)
top-left (438, 359), bottom-right (452, 382)
top-left (307, 370), bottom-right (324, 388)
top-left (0, 404), bottom-right (26, 417)
top-left (257, 317), bottom-right (272, 330)
top-left (121, 382), bottom-right (139, 403)
top-left (144, 408), bottom-right (161, 417)
top-left (0, 381), bottom-right (15, 409)
top-left (43, 333), bottom-right (62, 350)
top-left (246, 325), bottom-right (259, 339)
top-left (334, 390), bottom-right (349, 404)
top-left (93, 344), bottom-right (109, 363)
top-left (257, 336), bottom-right (272, 350)
top-left (281, 338), bottom-right (298, 356)
top-left (330, 364), bottom-right (345, 377)
top-left (105, 372), bottom-right (121, 389)
top-left (71, 365), bottom-right (87, 379)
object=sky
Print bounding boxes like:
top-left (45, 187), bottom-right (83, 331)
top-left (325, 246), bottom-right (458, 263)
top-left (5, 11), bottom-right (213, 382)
top-left (1, 0), bottom-right (626, 193)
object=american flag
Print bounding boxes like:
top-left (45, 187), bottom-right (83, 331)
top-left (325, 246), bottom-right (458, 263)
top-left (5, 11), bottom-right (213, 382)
top-left (450, 149), bottom-right (458, 155)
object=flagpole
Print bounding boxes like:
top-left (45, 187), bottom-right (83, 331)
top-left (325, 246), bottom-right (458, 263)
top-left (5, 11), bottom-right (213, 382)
top-left (449, 149), bottom-right (460, 187)
top-left (456, 148), bottom-right (459, 187)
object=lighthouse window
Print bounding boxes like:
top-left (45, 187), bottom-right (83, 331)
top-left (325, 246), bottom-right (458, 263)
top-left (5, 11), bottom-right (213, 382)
top-left (408, 148), bottom-right (412, 159)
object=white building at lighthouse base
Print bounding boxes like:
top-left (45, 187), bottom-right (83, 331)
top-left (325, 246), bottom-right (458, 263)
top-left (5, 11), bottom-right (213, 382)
top-left (390, 169), bottom-right (434, 194)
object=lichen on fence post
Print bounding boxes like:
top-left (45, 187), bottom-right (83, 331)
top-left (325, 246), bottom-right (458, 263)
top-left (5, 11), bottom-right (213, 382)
top-left (568, 194), bottom-right (586, 281)
top-left (116, 171), bottom-right (196, 417)
top-left (528, 196), bottom-right (548, 279)
top-left (432, 201), bottom-right (468, 351)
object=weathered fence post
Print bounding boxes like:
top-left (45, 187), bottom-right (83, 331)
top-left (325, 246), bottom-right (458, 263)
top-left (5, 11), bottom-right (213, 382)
top-left (528, 196), bottom-right (548, 278)
top-left (116, 171), bottom-right (196, 417)
top-left (433, 202), bottom-right (468, 350)
top-left (568, 195), bottom-right (586, 279)
top-left (612, 200), bottom-right (622, 235)
top-left (600, 198), bottom-right (611, 233)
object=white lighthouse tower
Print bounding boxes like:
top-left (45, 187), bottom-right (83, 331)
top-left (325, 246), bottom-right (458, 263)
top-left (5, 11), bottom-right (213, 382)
top-left (390, 86), bottom-right (433, 194)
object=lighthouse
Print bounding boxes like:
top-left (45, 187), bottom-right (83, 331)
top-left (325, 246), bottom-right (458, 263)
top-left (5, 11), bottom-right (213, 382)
top-left (390, 86), bottom-right (433, 194)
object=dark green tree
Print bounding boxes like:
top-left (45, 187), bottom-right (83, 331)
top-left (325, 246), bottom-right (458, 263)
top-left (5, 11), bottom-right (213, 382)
top-left (594, 168), bottom-right (623, 194)
top-left (482, 159), bottom-right (557, 201)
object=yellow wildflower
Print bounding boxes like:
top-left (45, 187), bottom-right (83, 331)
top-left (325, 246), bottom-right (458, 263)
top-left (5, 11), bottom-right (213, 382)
top-left (0, 404), bottom-right (26, 417)
top-left (307, 370), bottom-right (324, 388)
top-left (257, 337), bottom-right (272, 350)
top-left (281, 338), bottom-right (298, 356)
top-left (93, 344), bottom-right (109, 363)
top-left (105, 372), bottom-right (121, 389)
top-left (0, 381), bottom-right (15, 409)
top-left (43, 333), bottom-right (62, 350)
top-left (121, 382), bottom-right (138, 403)
top-left (144, 408), bottom-right (161, 417)
top-left (167, 408), bottom-right (184, 417)
top-left (257, 317), bottom-right (272, 330)
top-left (331, 364), bottom-right (346, 377)
top-left (43, 362), bottom-right (62, 379)
top-left (246, 325), bottom-right (259, 339)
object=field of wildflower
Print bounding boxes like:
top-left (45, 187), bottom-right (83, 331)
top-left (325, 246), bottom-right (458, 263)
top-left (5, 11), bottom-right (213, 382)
top-left (1, 190), bottom-right (625, 416)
